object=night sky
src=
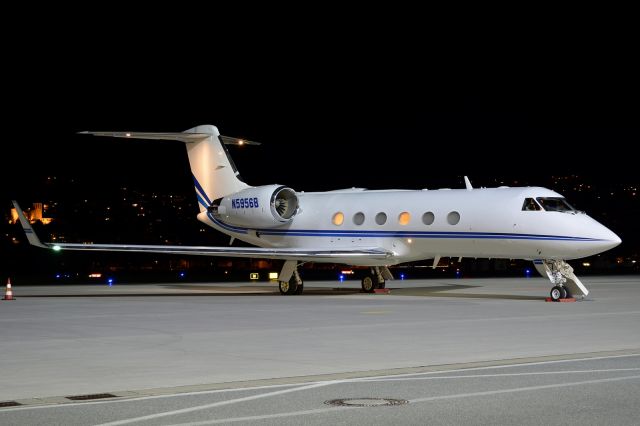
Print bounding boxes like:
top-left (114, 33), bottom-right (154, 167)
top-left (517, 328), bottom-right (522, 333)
top-left (3, 27), bottom-right (639, 275)
top-left (3, 14), bottom-right (638, 194)
top-left (5, 76), bottom-right (639, 196)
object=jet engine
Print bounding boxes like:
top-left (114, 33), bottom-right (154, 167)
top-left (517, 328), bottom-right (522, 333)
top-left (211, 185), bottom-right (299, 228)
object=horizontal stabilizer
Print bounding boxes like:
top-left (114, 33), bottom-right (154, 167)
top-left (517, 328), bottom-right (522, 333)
top-left (79, 131), bottom-right (260, 145)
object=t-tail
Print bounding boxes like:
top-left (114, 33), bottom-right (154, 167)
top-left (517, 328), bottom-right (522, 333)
top-left (80, 125), bottom-right (256, 212)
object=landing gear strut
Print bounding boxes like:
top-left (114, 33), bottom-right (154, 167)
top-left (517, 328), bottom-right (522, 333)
top-left (535, 260), bottom-right (586, 300)
top-left (361, 267), bottom-right (387, 293)
top-left (278, 261), bottom-right (304, 295)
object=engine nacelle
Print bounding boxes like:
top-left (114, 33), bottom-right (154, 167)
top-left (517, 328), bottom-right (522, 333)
top-left (211, 185), bottom-right (299, 228)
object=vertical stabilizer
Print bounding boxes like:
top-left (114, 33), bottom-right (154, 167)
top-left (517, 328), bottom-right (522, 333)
top-left (183, 125), bottom-right (249, 212)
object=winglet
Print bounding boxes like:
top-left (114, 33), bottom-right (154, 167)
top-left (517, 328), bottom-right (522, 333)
top-left (464, 176), bottom-right (473, 191)
top-left (11, 201), bottom-right (49, 249)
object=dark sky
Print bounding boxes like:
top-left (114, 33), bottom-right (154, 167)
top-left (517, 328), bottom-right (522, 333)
top-left (4, 27), bottom-right (639, 201)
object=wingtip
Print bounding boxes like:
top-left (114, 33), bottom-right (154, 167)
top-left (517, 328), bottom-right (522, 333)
top-left (11, 201), bottom-right (48, 249)
top-left (464, 176), bottom-right (473, 191)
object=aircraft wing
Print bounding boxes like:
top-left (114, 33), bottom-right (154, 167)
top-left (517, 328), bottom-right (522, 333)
top-left (11, 201), bottom-right (393, 262)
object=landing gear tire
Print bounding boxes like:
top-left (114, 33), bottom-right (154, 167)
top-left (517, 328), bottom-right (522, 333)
top-left (377, 281), bottom-right (386, 289)
top-left (361, 275), bottom-right (375, 293)
top-left (279, 279), bottom-right (298, 295)
top-left (550, 286), bottom-right (566, 301)
top-left (295, 281), bottom-right (304, 295)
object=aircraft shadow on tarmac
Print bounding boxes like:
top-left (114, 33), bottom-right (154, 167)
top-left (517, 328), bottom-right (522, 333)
top-left (18, 283), bottom-right (547, 300)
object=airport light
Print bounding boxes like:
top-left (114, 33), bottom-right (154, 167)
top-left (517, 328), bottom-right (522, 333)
top-left (52, 245), bottom-right (61, 251)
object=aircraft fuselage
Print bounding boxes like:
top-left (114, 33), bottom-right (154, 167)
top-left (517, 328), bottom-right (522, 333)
top-left (201, 186), bottom-right (621, 266)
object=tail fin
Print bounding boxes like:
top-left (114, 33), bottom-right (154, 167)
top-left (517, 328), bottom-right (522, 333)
top-left (182, 125), bottom-right (249, 211)
top-left (80, 125), bottom-right (251, 212)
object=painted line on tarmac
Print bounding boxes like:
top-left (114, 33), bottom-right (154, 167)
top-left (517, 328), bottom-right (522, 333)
top-left (165, 373), bottom-right (640, 425)
top-left (349, 351), bottom-right (640, 382)
top-left (362, 367), bottom-right (640, 382)
top-left (3, 350), bottom-right (639, 412)
top-left (409, 374), bottom-right (640, 404)
top-left (166, 406), bottom-right (351, 425)
top-left (95, 381), bottom-right (339, 426)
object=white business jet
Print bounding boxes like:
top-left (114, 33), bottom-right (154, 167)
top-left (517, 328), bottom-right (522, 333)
top-left (13, 125), bottom-right (621, 300)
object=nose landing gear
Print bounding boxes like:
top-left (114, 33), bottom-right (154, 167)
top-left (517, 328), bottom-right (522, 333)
top-left (535, 259), bottom-right (587, 301)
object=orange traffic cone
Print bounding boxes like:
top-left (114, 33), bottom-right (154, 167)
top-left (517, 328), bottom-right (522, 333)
top-left (2, 278), bottom-right (15, 300)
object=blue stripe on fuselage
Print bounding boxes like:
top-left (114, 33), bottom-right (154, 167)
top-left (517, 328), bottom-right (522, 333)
top-left (200, 215), bottom-right (602, 242)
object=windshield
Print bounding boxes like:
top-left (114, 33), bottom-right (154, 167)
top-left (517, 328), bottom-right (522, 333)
top-left (536, 197), bottom-right (575, 212)
top-left (522, 198), bottom-right (542, 211)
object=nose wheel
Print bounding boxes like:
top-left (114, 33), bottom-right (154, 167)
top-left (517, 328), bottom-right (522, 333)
top-left (549, 286), bottom-right (567, 301)
top-left (536, 259), bottom-right (589, 300)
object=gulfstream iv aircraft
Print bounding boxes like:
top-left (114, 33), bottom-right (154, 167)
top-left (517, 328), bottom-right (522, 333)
top-left (14, 125), bottom-right (621, 299)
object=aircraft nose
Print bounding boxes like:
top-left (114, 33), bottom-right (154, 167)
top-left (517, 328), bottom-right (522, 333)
top-left (599, 225), bottom-right (622, 250)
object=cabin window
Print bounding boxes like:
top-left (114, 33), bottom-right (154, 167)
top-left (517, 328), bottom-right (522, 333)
top-left (522, 198), bottom-right (541, 211)
top-left (332, 212), bottom-right (344, 226)
top-left (398, 212), bottom-right (411, 225)
top-left (375, 212), bottom-right (387, 225)
top-left (447, 211), bottom-right (460, 225)
top-left (422, 211), bottom-right (435, 225)
top-left (536, 197), bottom-right (575, 212)
top-left (353, 212), bottom-right (365, 225)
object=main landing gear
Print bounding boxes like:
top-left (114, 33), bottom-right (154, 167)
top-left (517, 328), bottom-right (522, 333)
top-left (361, 267), bottom-right (388, 293)
top-left (278, 260), bottom-right (304, 295)
top-left (534, 259), bottom-right (588, 301)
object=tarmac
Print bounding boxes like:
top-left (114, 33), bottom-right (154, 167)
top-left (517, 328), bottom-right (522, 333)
top-left (1, 275), bottom-right (639, 424)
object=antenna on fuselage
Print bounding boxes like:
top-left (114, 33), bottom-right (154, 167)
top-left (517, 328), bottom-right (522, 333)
top-left (464, 176), bottom-right (473, 191)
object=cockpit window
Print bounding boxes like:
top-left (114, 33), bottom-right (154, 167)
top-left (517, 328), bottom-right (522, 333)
top-left (536, 197), bottom-right (575, 212)
top-left (522, 198), bottom-right (541, 211)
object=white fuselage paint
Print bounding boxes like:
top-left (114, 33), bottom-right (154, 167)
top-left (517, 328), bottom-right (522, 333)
top-left (198, 186), bottom-right (621, 266)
